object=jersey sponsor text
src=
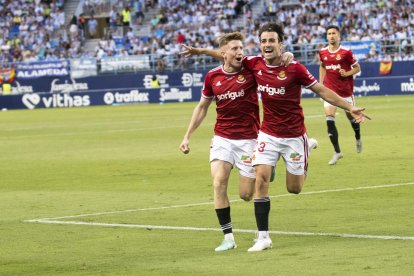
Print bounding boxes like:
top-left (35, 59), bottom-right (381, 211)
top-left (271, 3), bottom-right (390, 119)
top-left (258, 84), bottom-right (285, 95)
top-left (216, 89), bottom-right (245, 100)
top-left (325, 64), bottom-right (342, 70)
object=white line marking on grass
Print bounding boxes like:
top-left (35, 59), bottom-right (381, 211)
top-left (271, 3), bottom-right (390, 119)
top-left (27, 182), bottom-right (414, 221)
top-left (25, 182), bottom-right (414, 241)
top-left (274, 182), bottom-right (414, 197)
top-left (4, 125), bottom-right (204, 139)
top-left (27, 201), bottom-right (216, 221)
top-left (26, 219), bottom-right (414, 241)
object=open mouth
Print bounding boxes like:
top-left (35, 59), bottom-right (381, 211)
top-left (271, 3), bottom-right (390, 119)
top-left (235, 57), bottom-right (242, 62)
top-left (264, 48), bottom-right (273, 54)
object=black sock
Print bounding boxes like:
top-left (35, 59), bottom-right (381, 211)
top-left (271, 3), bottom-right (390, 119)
top-left (215, 207), bottom-right (232, 234)
top-left (254, 198), bottom-right (270, 231)
top-left (350, 119), bottom-right (361, 140)
top-left (327, 119), bottom-right (341, 153)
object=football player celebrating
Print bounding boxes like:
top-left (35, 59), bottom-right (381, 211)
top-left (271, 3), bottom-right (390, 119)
top-left (181, 22), bottom-right (370, 252)
top-left (179, 32), bottom-right (260, 252)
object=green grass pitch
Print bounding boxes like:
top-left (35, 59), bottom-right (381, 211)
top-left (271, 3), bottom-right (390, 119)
top-left (0, 95), bottom-right (413, 275)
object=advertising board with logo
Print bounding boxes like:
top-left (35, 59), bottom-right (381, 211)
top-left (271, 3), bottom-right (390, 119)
top-left (0, 62), bottom-right (413, 110)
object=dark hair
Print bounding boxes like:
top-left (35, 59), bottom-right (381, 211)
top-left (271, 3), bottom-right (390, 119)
top-left (326, 25), bottom-right (340, 32)
top-left (258, 22), bottom-right (285, 43)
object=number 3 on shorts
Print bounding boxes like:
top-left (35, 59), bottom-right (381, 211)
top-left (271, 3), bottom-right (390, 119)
top-left (257, 141), bottom-right (266, 152)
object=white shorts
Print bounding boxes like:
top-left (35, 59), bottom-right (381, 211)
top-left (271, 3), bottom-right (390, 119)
top-left (323, 95), bottom-right (355, 108)
top-left (210, 135), bottom-right (256, 179)
top-left (252, 131), bottom-right (311, 176)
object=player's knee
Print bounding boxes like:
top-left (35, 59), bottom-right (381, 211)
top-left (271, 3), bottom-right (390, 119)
top-left (287, 186), bottom-right (302, 194)
top-left (256, 173), bottom-right (268, 184)
top-left (213, 179), bottom-right (227, 191)
top-left (239, 192), bottom-right (253, 201)
top-left (289, 188), bottom-right (301, 194)
top-left (287, 183), bottom-right (303, 194)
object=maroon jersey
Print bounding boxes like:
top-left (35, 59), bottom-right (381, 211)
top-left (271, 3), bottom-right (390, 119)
top-left (319, 46), bottom-right (358, 97)
top-left (243, 56), bottom-right (317, 138)
top-left (202, 65), bottom-right (260, 139)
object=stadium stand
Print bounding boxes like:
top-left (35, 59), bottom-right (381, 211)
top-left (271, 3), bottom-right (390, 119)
top-left (0, 0), bottom-right (92, 62)
top-left (90, 0), bottom-right (414, 69)
top-left (257, 0), bottom-right (414, 63)
top-left (0, 0), bottom-right (413, 69)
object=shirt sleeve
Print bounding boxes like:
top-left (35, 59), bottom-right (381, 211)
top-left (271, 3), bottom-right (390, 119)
top-left (202, 73), bottom-right (214, 98)
top-left (295, 63), bottom-right (317, 88)
top-left (318, 50), bottom-right (323, 65)
top-left (242, 55), bottom-right (258, 71)
top-left (347, 49), bottom-right (358, 67)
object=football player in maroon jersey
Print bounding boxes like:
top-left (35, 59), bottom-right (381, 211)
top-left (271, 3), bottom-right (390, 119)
top-left (319, 25), bottom-right (362, 165)
top-left (244, 23), bottom-right (368, 252)
top-left (181, 23), bottom-right (370, 252)
top-left (179, 32), bottom-right (260, 252)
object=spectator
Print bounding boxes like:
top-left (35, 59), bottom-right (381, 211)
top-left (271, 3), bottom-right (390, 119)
top-left (108, 6), bottom-right (119, 30)
top-left (126, 27), bottom-right (134, 41)
top-left (156, 55), bottom-right (166, 73)
top-left (133, 0), bottom-right (145, 25)
top-left (176, 31), bottom-right (186, 44)
top-left (122, 6), bottom-right (131, 35)
top-left (150, 75), bottom-right (160, 88)
top-left (69, 14), bottom-right (79, 37)
top-left (79, 13), bottom-right (87, 37)
top-left (87, 16), bottom-right (98, 38)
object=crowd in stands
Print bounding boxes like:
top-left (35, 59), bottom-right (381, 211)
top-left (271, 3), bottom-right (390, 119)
top-left (1, 0), bottom-right (414, 68)
top-left (0, 0), bottom-right (91, 64)
top-left (92, 0), bottom-right (414, 70)
top-left (259, 0), bottom-right (414, 62)
top-left (93, 0), bottom-right (251, 70)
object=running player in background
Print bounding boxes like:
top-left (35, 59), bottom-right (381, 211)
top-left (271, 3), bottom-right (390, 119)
top-left (179, 32), bottom-right (260, 252)
top-left (181, 22), bottom-right (370, 252)
top-left (319, 25), bottom-right (362, 165)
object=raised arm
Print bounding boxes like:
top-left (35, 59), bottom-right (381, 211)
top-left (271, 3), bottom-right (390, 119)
top-left (180, 44), bottom-right (223, 61)
top-left (180, 44), bottom-right (294, 66)
top-left (310, 82), bottom-right (371, 122)
top-left (179, 96), bottom-right (213, 154)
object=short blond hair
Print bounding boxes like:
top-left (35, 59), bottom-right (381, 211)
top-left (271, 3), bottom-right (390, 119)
top-left (217, 32), bottom-right (244, 48)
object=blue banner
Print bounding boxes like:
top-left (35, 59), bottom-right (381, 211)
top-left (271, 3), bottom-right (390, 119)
top-left (7, 61), bottom-right (411, 94)
top-left (5, 71), bottom-right (205, 94)
top-left (16, 60), bottom-right (70, 79)
top-left (0, 86), bottom-right (201, 110)
top-left (342, 41), bottom-right (381, 62)
top-left (1, 61), bottom-right (413, 110)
